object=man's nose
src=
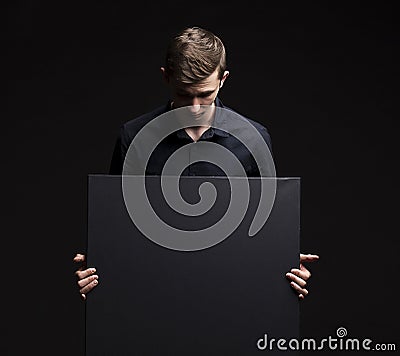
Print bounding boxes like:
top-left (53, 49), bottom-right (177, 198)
top-left (189, 97), bottom-right (201, 113)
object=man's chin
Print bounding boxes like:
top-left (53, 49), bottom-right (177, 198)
top-left (192, 112), bottom-right (205, 119)
top-left (174, 106), bottom-right (214, 125)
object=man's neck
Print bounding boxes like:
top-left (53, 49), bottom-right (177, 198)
top-left (171, 101), bottom-right (216, 142)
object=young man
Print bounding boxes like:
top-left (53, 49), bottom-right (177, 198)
top-left (74, 26), bottom-right (319, 300)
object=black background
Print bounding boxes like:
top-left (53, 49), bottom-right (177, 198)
top-left (4, 1), bottom-right (399, 355)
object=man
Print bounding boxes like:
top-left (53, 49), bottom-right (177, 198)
top-left (74, 26), bottom-right (319, 300)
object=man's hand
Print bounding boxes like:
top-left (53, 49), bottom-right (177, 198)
top-left (73, 253), bottom-right (98, 301)
top-left (286, 253), bottom-right (319, 300)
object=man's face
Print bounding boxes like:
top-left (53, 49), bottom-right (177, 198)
top-left (162, 68), bottom-right (229, 114)
top-left (160, 68), bottom-right (229, 125)
top-left (170, 69), bottom-right (221, 109)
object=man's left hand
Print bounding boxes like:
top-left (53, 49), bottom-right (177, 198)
top-left (286, 253), bottom-right (319, 300)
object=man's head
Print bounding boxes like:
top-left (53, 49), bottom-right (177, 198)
top-left (161, 27), bottom-right (229, 110)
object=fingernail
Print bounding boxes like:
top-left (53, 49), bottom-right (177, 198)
top-left (93, 279), bottom-right (98, 285)
top-left (93, 275), bottom-right (98, 279)
top-left (91, 268), bottom-right (96, 273)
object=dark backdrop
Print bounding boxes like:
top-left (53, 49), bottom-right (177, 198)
top-left (4, 2), bottom-right (399, 355)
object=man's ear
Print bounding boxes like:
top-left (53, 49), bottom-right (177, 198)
top-left (220, 70), bottom-right (230, 88)
top-left (160, 67), bottom-right (169, 84)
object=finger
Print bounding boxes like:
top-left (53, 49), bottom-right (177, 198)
top-left (300, 254), bottom-right (319, 263)
top-left (79, 279), bottom-right (99, 295)
top-left (300, 263), bottom-right (310, 272)
top-left (73, 253), bottom-right (86, 263)
top-left (81, 293), bottom-right (87, 301)
top-left (290, 281), bottom-right (308, 296)
top-left (298, 294), bottom-right (305, 300)
top-left (77, 274), bottom-right (98, 288)
top-left (75, 267), bottom-right (96, 280)
top-left (286, 272), bottom-right (307, 287)
top-left (291, 267), bottom-right (311, 281)
top-left (300, 263), bottom-right (312, 279)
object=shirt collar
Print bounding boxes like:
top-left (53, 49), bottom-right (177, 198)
top-left (172, 97), bottom-right (229, 140)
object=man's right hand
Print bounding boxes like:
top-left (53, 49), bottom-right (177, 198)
top-left (73, 253), bottom-right (98, 301)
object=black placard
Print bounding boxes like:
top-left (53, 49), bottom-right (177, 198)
top-left (87, 176), bottom-right (300, 355)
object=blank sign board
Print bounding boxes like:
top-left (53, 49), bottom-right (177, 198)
top-left (86, 176), bottom-right (300, 355)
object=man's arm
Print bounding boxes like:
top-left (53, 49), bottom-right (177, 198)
top-left (109, 126), bottom-right (127, 175)
top-left (74, 253), bottom-right (319, 301)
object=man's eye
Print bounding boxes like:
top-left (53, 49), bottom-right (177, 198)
top-left (177, 93), bottom-right (191, 98)
top-left (198, 93), bottom-right (212, 98)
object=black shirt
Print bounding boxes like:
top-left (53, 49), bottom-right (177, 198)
top-left (109, 98), bottom-right (273, 176)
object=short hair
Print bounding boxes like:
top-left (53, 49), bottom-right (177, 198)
top-left (165, 27), bottom-right (227, 84)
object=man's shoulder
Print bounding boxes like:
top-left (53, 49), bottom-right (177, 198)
top-left (242, 114), bottom-right (269, 133)
top-left (222, 104), bottom-right (270, 134)
top-left (219, 102), bottom-right (272, 152)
